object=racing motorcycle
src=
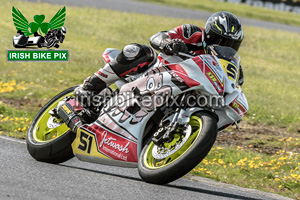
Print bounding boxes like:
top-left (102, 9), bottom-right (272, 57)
top-left (13, 27), bottom-right (67, 48)
top-left (26, 45), bottom-right (248, 184)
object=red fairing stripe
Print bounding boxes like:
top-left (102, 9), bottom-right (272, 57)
top-left (167, 63), bottom-right (200, 88)
top-left (168, 63), bottom-right (188, 75)
top-left (204, 65), bottom-right (224, 95)
top-left (85, 124), bottom-right (138, 163)
top-left (229, 97), bottom-right (247, 117)
top-left (192, 56), bottom-right (204, 71)
top-left (192, 56), bottom-right (224, 95)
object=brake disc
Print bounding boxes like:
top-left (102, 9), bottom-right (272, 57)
top-left (47, 116), bottom-right (64, 129)
top-left (152, 125), bottom-right (191, 159)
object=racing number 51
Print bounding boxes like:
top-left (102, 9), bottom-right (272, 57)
top-left (78, 132), bottom-right (93, 154)
top-left (226, 63), bottom-right (238, 80)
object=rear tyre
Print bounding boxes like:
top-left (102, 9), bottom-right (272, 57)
top-left (26, 86), bottom-right (78, 164)
top-left (138, 111), bottom-right (217, 184)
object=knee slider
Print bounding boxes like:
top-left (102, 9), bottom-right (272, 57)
top-left (122, 44), bottom-right (142, 61)
top-left (110, 44), bottom-right (157, 77)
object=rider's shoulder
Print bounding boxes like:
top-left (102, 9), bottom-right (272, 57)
top-left (171, 24), bottom-right (204, 37)
top-left (177, 24), bottom-right (204, 32)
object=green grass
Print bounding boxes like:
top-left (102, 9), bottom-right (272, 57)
top-left (0, 103), bottom-right (35, 139)
top-left (217, 122), bottom-right (300, 154)
top-left (0, 1), bottom-right (300, 198)
top-left (241, 26), bottom-right (300, 131)
top-left (136, 0), bottom-right (300, 26)
top-left (191, 146), bottom-right (300, 199)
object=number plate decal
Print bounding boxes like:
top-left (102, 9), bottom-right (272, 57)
top-left (73, 124), bottom-right (138, 163)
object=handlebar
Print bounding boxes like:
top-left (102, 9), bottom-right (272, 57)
top-left (177, 52), bottom-right (194, 59)
top-left (165, 44), bottom-right (195, 59)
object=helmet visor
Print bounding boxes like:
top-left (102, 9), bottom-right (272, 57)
top-left (206, 32), bottom-right (242, 51)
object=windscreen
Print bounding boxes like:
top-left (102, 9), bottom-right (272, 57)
top-left (209, 45), bottom-right (241, 83)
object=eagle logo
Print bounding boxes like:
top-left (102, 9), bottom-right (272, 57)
top-left (12, 6), bottom-right (67, 48)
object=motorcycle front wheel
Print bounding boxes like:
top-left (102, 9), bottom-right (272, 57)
top-left (138, 111), bottom-right (217, 184)
top-left (26, 86), bottom-right (77, 164)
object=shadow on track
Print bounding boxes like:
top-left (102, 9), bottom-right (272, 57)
top-left (59, 163), bottom-right (262, 200)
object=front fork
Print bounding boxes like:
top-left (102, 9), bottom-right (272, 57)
top-left (152, 93), bottom-right (191, 145)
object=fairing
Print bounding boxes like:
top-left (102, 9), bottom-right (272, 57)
top-left (72, 47), bottom-right (248, 166)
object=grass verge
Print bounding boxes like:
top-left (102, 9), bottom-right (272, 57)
top-left (136, 0), bottom-right (300, 26)
top-left (0, 102), bottom-right (34, 139)
top-left (191, 145), bottom-right (300, 199)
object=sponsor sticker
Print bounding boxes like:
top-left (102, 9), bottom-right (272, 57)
top-left (96, 129), bottom-right (138, 162)
top-left (61, 104), bottom-right (72, 115)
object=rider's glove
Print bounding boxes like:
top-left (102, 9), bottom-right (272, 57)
top-left (73, 86), bottom-right (95, 108)
top-left (163, 39), bottom-right (189, 55)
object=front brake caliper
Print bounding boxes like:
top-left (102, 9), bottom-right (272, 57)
top-left (152, 127), bottom-right (167, 145)
top-left (152, 123), bottom-right (181, 146)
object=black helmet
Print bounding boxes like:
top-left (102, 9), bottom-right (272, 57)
top-left (204, 12), bottom-right (243, 51)
top-left (61, 26), bottom-right (67, 34)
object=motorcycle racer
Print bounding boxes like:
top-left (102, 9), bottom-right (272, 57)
top-left (74, 11), bottom-right (244, 112)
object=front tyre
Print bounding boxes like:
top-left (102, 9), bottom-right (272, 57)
top-left (138, 112), bottom-right (217, 184)
top-left (26, 86), bottom-right (78, 164)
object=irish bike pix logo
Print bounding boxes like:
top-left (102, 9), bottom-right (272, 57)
top-left (7, 6), bottom-right (69, 62)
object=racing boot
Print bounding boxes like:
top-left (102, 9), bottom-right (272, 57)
top-left (71, 63), bottom-right (118, 123)
top-left (73, 43), bottom-right (156, 121)
top-left (74, 43), bottom-right (157, 108)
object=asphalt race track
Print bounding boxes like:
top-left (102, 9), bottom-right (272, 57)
top-left (0, 136), bottom-right (291, 200)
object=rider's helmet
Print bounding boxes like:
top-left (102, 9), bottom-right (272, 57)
top-left (61, 26), bottom-right (67, 34)
top-left (204, 12), bottom-right (243, 51)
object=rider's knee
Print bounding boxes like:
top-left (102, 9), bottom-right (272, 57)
top-left (109, 43), bottom-right (157, 77)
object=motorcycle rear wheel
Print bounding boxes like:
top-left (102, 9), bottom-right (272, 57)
top-left (138, 111), bottom-right (217, 184)
top-left (26, 86), bottom-right (77, 164)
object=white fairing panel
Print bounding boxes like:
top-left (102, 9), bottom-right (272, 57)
top-left (216, 90), bottom-right (249, 129)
